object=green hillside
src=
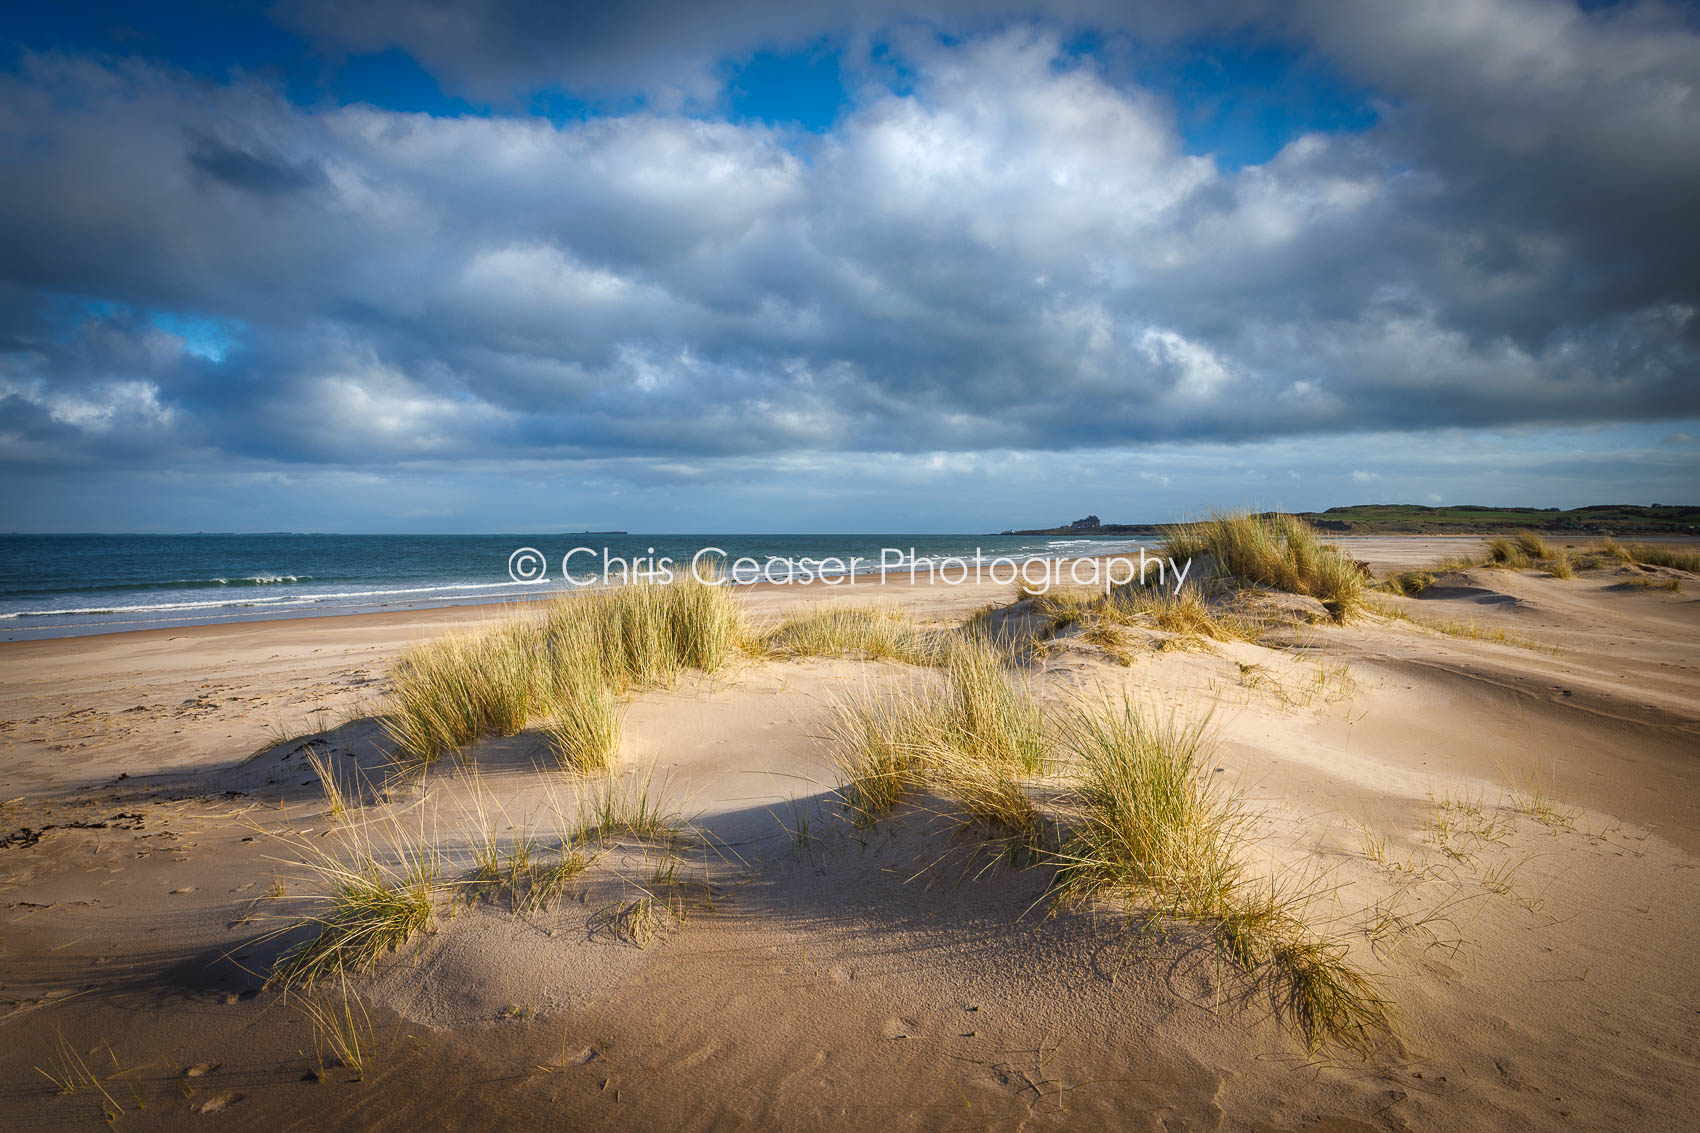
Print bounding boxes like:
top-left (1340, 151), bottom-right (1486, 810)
top-left (1294, 504), bottom-right (1700, 534)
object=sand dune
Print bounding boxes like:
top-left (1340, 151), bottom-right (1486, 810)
top-left (3, 539), bottom-right (1698, 1129)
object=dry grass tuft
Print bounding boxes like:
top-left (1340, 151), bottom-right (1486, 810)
top-left (1507, 774), bottom-right (1579, 831)
top-left (1481, 531), bottom-right (1585, 577)
top-left (1512, 531), bottom-right (1551, 559)
top-left (34, 1032), bottom-right (132, 1119)
top-left (755, 605), bottom-right (940, 664)
top-left (384, 573), bottom-right (743, 768)
top-left (1379, 569), bottom-right (1437, 596)
top-left (1425, 788), bottom-right (1511, 865)
top-left (295, 979), bottom-right (376, 1081)
top-left (927, 749), bottom-right (1048, 864)
top-left (1101, 584), bottom-right (1250, 647)
top-left (1080, 618), bottom-right (1136, 665)
top-left (826, 694), bottom-right (926, 827)
top-left (268, 809), bottom-right (441, 988)
top-left (463, 811), bottom-right (592, 913)
top-left (543, 676), bottom-right (622, 774)
top-left (935, 637), bottom-right (1046, 774)
top-left (304, 744), bottom-right (358, 819)
top-left (1054, 698), bottom-right (1391, 1053)
top-left (1026, 587), bottom-right (1101, 630)
top-left (1620, 544), bottom-right (1700, 572)
top-left (1163, 511), bottom-right (1365, 621)
top-left (577, 768), bottom-right (688, 848)
top-left (827, 636), bottom-right (1044, 831)
top-left (1484, 536), bottom-right (1529, 568)
top-left (383, 624), bottom-right (551, 766)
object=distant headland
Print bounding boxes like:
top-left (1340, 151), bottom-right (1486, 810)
top-left (1000, 504), bottom-right (1699, 537)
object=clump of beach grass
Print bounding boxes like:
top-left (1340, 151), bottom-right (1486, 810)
top-left (927, 748), bottom-right (1048, 864)
top-left (296, 978), bottom-right (376, 1082)
top-left (459, 779), bottom-right (594, 912)
top-left (1080, 618), bottom-right (1135, 665)
top-left (1507, 774), bottom-right (1579, 831)
top-left (268, 808), bottom-right (441, 988)
top-left (755, 605), bottom-right (941, 664)
top-left (1485, 535), bottom-right (1530, 568)
top-left (383, 623), bottom-right (553, 766)
top-left (1052, 703), bottom-right (1242, 908)
top-left (827, 693), bottom-right (926, 827)
top-left (546, 571), bottom-right (745, 688)
top-left (577, 767), bottom-right (689, 849)
top-left (1379, 569), bottom-right (1437, 597)
top-left (1026, 587), bottom-right (1101, 630)
top-left (543, 675), bottom-right (622, 773)
top-left (827, 636), bottom-right (1045, 832)
top-left (1424, 788), bottom-right (1511, 865)
top-left (1053, 698), bottom-right (1391, 1053)
top-left (1162, 511), bottom-right (1365, 621)
top-left (1573, 538), bottom-right (1698, 574)
top-left (303, 744), bottom-right (358, 820)
top-left (384, 572), bottom-right (744, 768)
top-left (1100, 584), bottom-right (1249, 647)
top-left (936, 637), bottom-right (1046, 773)
top-left (1484, 530), bottom-right (1579, 574)
top-left (467, 837), bottom-right (591, 913)
top-left (1618, 544), bottom-right (1700, 572)
top-left (1511, 531), bottom-right (1551, 559)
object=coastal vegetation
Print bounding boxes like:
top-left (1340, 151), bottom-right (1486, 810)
top-left (1161, 510), bottom-right (1367, 621)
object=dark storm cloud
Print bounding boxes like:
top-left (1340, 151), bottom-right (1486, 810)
top-left (1, 3), bottom-right (1697, 480)
top-left (185, 131), bottom-right (325, 198)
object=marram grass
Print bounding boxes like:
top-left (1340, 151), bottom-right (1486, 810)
top-left (384, 572), bottom-right (744, 768)
top-left (1163, 511), bottom-right (1366, 621)
top-left (827, 636), bottom-right (1044, 827)
top-left (827, 683), bottom-right (1393, 1053)
top-left (1052, 697), bottom-right (1391, 1054)
top-left (755, 605), bottom-right (941, 664)
top-left (1099, 584), bottom-right (1250, 646)
top-left (267, 808), bottom-right (442, 988)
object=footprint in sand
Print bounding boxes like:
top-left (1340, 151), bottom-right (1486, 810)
top-left (881, 1016), bottom-right (917, 1040)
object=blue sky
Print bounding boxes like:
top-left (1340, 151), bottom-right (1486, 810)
top-left (1, 1), bottom-right (1696, 532)
top-left (4, 2), bottom-right (1379, 158)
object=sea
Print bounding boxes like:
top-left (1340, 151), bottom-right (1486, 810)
top-left (0, 533), bottom-right (1158, 640)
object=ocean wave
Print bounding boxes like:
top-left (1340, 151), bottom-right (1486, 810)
top-left (0, 575), bottom-right (315, 599)
top-left (0, 579), bottom-right (548, 619)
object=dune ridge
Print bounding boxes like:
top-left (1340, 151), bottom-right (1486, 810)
top-left (2, 533), bottom-right (1698, 1129)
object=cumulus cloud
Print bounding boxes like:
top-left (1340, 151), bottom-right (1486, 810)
top-left (1, 3), bottom-right (1697, 508)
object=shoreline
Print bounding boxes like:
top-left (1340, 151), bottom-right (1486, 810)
top-left (0, 533), bottom-right (1532, 644)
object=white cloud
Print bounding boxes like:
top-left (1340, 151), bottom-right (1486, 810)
top-left (0, 12), bottom-right (1695, 498)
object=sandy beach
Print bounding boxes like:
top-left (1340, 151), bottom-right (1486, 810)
top-left (3, 535), bottom-right (1699, 1130)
